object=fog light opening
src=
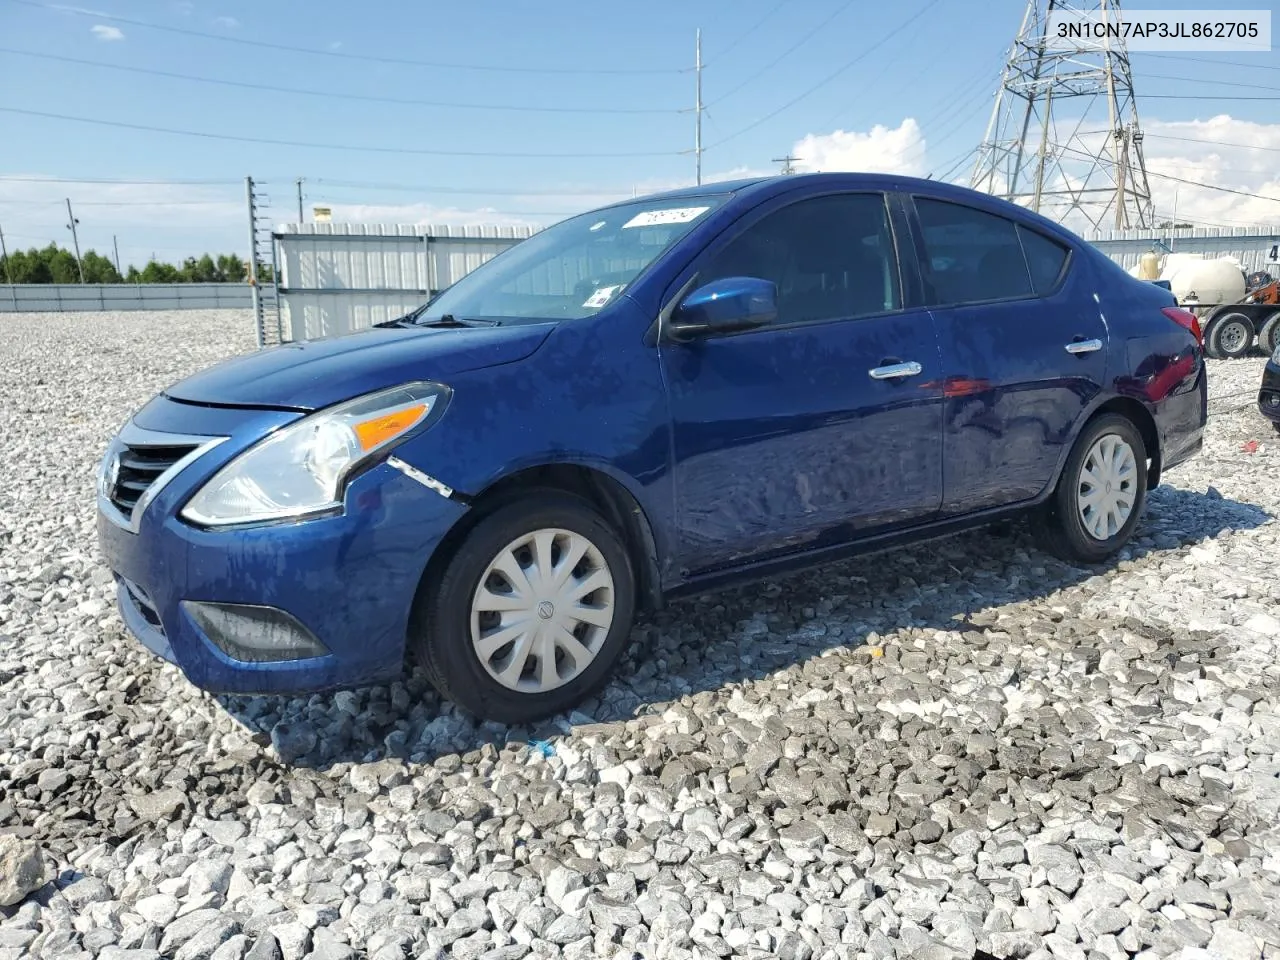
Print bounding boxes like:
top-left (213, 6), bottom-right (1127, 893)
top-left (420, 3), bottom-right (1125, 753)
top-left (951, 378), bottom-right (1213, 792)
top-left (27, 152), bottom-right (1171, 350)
top-left (181, 601), bottom-right (330, 663)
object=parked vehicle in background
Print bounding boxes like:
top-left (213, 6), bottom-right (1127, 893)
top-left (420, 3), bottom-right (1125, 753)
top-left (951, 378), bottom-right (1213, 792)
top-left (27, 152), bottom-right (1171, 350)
top-left (96, 173), bottom-right (1208, 724)
top-left (1260, 339), bottom-right (1280, 433)
top-left (1159, 258), bottom-right (1280, 359)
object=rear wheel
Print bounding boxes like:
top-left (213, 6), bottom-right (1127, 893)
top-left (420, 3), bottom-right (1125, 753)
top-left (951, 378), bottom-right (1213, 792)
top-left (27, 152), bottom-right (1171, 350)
top-left (413, 491), bottom-right (636, 724)
top-left (1035, 413), bottom-right (1148, 564)
top-left (1206, 312), bottom-right (1255, 359)
top-left (1258, 311), bottom-right (1280, 357)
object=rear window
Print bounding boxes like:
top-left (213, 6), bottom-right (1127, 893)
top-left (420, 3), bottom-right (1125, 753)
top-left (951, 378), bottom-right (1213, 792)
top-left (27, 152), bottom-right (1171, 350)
top-left (1018, 225), bottom-right (1070, 294)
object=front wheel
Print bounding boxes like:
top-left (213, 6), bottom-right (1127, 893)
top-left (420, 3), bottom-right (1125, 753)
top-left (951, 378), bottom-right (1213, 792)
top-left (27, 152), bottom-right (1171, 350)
top-left (1035, 414), bottom-right (1148, 564)
top-left (413, 492), bottom-right (637, 724)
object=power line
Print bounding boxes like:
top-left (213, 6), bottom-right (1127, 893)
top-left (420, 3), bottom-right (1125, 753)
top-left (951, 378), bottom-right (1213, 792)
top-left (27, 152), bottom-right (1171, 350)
top-left (0, 47), bottom-right (686, 115)
top-left (1140, 52), bottom-right (1280, 74)
top-left (706, 0), bottom-right (944, 149)
top-left (704, 0), bottom-right (794, 63)
top-left (0, 198), bottom-right (234, 207)
top-left (309, 178), bottom-right (635, 198)
top-left (1140, 71), bottom-right (1280, 93)
top-left (7, 0), bottom-right (690, 75)
top-left (0, 175), bottom-right (243, 185)
top-left (0, 107), bottom-right (687, 158)
top-left (1145, 132), bottom-right (1280, 154)
top-left (0, 174), bottom-right (645, 197)
top-left (707, 0), bottom-right (858, 105)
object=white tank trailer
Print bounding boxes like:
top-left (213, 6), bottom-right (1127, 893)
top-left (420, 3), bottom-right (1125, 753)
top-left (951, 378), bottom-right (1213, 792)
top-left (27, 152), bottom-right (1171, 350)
top-left (1128, 253), bottom-right (1280, 358)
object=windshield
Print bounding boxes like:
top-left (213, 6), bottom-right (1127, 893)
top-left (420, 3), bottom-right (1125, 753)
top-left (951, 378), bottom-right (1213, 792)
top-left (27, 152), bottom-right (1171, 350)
top-left (418, 195), bottom-right (728, 323)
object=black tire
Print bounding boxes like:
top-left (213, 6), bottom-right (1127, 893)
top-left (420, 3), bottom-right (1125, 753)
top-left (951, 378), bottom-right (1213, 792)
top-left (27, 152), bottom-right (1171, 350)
top-left (413, 491), bottom-right (636, 724)
top-left (1205, 312), bottom-right (1255, 359)
top-left (1035, 413), bottom-right (1148, 565)
top-left (1259, 311), bottom-right (1280, 357)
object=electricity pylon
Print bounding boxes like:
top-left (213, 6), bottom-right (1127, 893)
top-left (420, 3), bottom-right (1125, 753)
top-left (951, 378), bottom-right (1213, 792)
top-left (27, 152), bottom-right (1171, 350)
top-left (970, 0), bottom-right (1153, 231)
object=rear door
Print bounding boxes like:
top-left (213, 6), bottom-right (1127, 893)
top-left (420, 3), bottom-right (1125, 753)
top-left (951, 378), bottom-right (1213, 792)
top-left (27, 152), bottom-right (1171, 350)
top-left (906, 195), bottom-right (1108, 516)
top-left (658, 190), bottom-right (945, 574)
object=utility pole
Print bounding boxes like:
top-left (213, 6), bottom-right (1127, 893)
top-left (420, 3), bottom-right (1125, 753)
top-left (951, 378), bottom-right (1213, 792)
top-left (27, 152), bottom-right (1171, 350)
top-left (65, 198), bottom-right (86, 283)
top-left (0, 221), bottom-right (10, 283)
top-left (773, 155), bottom-right (801, 175)
top-left (296, 178), bottom-right (304, 224)
top-left (694, 28), bottom-right (703, 186)
top-left (112, 235), bottom-right (122, 277)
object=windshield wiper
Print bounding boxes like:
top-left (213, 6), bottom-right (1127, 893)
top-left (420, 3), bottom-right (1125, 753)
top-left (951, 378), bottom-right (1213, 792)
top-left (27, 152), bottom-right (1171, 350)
top-left (375, 309), bottom-right (497, 330)
top-left (418, 314), bottom-right (499, 328)
top-left (374, 302), bottom-right (431, 328)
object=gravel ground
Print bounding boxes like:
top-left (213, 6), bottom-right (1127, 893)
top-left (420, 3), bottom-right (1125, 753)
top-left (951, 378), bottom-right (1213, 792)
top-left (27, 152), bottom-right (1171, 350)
top-left (1, 309), bottom-right (1279, 960)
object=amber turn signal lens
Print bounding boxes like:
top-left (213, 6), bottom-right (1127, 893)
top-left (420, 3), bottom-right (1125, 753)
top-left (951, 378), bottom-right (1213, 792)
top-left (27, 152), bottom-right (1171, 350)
top-left (353, 404), bottom-right (428, 452)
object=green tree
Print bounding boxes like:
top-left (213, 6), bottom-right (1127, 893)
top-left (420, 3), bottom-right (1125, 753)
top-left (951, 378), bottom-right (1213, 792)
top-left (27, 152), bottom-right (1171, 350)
top-left (45, 244), bottom-right (82, 284)
top-left (82, 250), bottom-right (123, 284)
top-left (140, 260), bottom-right (182, 283)
top-left (217, 254), bottom-right (246, 282)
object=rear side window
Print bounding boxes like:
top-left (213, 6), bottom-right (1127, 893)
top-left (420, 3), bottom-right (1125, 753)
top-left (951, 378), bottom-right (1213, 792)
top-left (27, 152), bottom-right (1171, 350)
top-left (915, 198), bottom-right (1033, 305)
top-left (1018, 225), bottom-right (1070, 294)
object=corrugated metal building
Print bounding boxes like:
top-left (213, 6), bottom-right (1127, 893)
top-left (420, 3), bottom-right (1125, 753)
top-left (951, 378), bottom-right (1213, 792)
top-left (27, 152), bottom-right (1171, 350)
top-left (275, 223), bottom-right (537, 340)
top-left (1086, 225), bottom-right (1280, 275)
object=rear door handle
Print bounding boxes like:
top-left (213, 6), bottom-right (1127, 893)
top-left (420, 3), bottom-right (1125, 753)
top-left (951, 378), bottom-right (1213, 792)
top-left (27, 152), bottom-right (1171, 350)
top-left (869, 361), bottom-right (923, 380)
top-left (1065, 338), bottom-right (1103, 355)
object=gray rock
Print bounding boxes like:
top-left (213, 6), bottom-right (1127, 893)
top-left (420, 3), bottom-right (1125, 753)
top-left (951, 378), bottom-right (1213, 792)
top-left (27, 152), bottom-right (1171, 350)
top-left (0, 836), bottom-right (49, 906)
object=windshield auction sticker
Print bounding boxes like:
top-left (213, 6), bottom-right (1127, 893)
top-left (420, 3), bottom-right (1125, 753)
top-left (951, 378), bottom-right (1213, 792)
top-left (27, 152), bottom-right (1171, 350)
top-left (622, 207), bottom-right (710, 229)
top-left (1046, 9), bottom-right (1270, 51)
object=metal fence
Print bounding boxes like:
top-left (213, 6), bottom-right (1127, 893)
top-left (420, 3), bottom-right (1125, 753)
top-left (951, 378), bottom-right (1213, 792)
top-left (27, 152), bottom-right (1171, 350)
top-left (273, 223), bottom-right (537, 341)
top-left (0, 282), bottom-right (254, 313)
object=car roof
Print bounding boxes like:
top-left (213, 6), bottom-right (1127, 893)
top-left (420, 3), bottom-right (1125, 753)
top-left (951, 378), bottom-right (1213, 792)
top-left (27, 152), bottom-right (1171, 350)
top-left (598, 172), bottom-right (1081, 247)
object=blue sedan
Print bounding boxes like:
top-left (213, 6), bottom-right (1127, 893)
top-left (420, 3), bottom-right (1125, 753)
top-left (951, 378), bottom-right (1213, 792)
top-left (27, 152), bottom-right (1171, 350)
top-left (97, 173), bottom-right (1207, 723)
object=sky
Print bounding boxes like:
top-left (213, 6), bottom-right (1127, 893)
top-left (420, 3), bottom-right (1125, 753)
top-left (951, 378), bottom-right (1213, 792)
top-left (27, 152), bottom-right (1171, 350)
top-left (2, 0), bottom-right (1280, 270)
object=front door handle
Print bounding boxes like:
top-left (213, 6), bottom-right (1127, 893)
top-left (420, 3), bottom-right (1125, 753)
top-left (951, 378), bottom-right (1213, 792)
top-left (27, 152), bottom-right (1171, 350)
top-left (869, 361), bottom-right (923, 380)
top-left (1065, 338), bottom-right (1103, 355)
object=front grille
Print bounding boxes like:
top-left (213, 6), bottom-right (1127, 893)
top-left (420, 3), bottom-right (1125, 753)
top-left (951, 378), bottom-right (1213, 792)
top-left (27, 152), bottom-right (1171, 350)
top-left (108, 442), bottom-right (198, 518)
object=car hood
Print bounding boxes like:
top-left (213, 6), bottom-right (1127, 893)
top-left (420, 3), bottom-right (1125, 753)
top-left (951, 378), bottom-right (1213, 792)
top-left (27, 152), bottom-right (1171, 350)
top-left (163, 323), bottom-right (555, 411)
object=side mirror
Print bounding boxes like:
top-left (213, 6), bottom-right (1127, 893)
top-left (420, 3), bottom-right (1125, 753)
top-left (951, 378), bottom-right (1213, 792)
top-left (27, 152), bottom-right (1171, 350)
top-left (667, 276), bottom-right (778, 340)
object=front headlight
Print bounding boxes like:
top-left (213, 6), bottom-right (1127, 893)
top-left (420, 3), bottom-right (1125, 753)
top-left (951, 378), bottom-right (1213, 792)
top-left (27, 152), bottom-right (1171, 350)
top-left (181, 381), bottom-right (450, 527)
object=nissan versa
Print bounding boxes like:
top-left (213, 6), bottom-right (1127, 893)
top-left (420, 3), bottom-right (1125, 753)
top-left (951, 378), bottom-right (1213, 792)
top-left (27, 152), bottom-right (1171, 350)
top-left (96, 173), bottom-right (1207, 723)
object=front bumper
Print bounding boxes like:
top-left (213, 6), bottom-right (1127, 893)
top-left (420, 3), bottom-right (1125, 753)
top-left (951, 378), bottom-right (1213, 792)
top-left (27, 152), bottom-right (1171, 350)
top-left (1260, 359), bottom-right (1280, 424)
top-left (96, 396), bottom-right (468, 695)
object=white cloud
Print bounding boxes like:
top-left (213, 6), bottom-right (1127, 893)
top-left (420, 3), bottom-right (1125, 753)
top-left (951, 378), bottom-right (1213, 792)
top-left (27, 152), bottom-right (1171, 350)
top-left (90, 24), bottom-right (124, 41)
top-left (213, 15), bottom-right (239, 28)
top-left (790, 119), bottom-right (928, 177)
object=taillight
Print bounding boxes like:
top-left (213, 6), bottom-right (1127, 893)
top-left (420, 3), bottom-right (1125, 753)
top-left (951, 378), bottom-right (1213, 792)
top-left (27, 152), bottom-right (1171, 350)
top-left (1162, 306), bottom-right (1203, 345)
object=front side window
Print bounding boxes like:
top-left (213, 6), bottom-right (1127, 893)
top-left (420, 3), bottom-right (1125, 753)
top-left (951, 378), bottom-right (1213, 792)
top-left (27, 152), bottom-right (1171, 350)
top-left (698, 193), bottom-right (901, 326)
top-left (915, 197), bottom-right (1033, 306)
top-left (419, 196), bottom-right (728, 322)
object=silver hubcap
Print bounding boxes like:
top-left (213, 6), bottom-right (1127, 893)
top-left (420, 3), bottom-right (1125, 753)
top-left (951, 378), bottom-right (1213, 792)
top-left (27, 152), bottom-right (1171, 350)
top-left (470, 528), bottom-right (615, 694)
top-left (1077, 434), bottom-right (1138, 541)
top-left (1220, 321), bottom-right (1248, 353)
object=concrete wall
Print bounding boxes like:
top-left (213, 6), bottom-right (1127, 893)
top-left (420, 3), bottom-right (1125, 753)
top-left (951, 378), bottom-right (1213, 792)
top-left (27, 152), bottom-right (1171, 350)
top-left (0, 283), bottom-right (253, 313)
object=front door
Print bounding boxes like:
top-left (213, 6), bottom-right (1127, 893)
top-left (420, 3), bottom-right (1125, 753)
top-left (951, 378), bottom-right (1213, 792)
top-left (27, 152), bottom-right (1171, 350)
top-left (658, 191), bottom-right (945, 575)
top-left (908, 195), bottom-right (1109, 515)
